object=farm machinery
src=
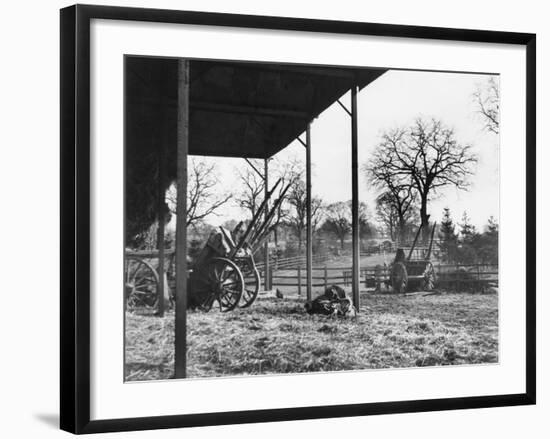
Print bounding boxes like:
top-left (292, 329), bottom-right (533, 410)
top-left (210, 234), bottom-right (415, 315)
top-left (124, 178), bottom-right (290, 312)
top-left (387, 223), bottom-right (438, 294)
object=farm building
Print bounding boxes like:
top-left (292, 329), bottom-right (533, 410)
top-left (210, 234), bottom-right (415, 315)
top-left (125, 56), bottom-right (390, 377)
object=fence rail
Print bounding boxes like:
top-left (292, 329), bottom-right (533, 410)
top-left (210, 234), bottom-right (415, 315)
top-left (256, 252), bottom-right (333, 271)
top-left (269, 263), bottom-right (498, 293)
top-left (126, 247), bottom-right (497, 293)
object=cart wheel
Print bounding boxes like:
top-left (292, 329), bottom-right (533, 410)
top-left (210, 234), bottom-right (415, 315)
top-left (422, 262), bottom-right (436, 291)
top-left (391, 262), bottom-right (408, 294)
top-left (238, 259), bottom-right (260, 308)
top-left (125, 256), bottom-right (159, 311)
top-left (193, 257), bottom-right (244, 312)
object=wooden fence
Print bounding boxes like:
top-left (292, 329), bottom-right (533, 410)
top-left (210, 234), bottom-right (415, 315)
top-left (268, 263), bottom-right (498, 293)
top-left (126, 248), bottom-right (498, 293)
top-left (256, 252), bottom-right (333, 271)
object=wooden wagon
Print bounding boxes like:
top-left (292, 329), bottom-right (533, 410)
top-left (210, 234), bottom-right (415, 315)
top-left (389, 223), bottom-right (437, 294)
top-left (124, 178), bottom-right (289, 313)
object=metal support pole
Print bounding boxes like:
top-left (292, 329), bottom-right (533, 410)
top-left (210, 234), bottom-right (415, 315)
top-left (174, 59), bottom-right (189, 379)
top-left (156, 139), bottom-right (165, 318)
top-left (306, 124), bottom-right (313, 301)
top-left (264, 159), bottom-right (270, 291)
top-left (351, 85), bottom-right (360, 311)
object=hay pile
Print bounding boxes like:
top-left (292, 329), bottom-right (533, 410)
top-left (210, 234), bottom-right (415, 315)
top-left (124, 294), bottom-right (498, 381)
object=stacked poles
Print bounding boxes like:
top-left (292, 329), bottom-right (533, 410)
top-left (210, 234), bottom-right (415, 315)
top-left (229, 178), bottom-right (282, 258)
top-left (250, 183), bottom-right (291, 253)
top-left (407, 225), bottom-right (423, 261)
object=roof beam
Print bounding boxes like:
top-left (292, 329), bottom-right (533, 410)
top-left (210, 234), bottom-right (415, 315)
top-left (244, 158), bottom-right (266, 181)
top-left (190, 101), bottom-right (310, 119)
top-left (336, 99), bottom-right (352, 117)
top-left (126, 96), bottom-right (310, 119)
top-left (199, 61), bottom-right (358, 79)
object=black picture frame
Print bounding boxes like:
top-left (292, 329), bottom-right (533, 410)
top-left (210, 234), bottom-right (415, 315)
top-left (60, 4), bottom-right (536, 434)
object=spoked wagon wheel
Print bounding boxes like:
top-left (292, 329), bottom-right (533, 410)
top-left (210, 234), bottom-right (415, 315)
top-left (391, 262), bottom-right (408, 294)
top-left (125, 256), bottom-right (159, 311)
top-left (193, 257), bottom-right (244, 312)
top-left (238, 258), bottom-right (260, 308)
top-left (422, 262), bottom-right (436, 291)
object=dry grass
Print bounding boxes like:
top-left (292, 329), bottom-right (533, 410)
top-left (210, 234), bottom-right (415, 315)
top-left (125, 292), bottom-right (498, 381)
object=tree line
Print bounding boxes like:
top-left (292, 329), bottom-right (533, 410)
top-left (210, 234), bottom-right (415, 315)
top-left (366, 117), bottom-right (478, 243)
top-left (129, 78), bottom-right (499, 259)
top-left (367, 77), bottom-right (499, 244)
top-left (437, 208), bottom-right (498, 265)
top-left (129, 154), bottom-right (378, 255)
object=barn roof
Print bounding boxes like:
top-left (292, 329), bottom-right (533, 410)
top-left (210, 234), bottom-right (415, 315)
top-left (126, 57), bottom-right (387, 159)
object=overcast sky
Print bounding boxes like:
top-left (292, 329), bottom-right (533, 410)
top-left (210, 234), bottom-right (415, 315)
top-left (185, 69), bottom-right (499, 232)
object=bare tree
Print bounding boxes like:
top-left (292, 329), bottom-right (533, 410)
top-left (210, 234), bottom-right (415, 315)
top-left (166, 158), bottom-right (231, 230)
top-left (473, 77), bottom-right (500, 134)
top-left (234, 156), bottom-right (303, 246)
top-left (375, 192), bottom-right (398, 241)
top-left (374, 190), bottom-right (418, 242)
top-left (357, 201), bottom-right (375, 242)
top-left (368, 118), bottom-right (477, 242)
top-left (322, 201), bottom-right (352, 250)
top-left (366, 140), bottom-right (417, 242)
top-left (286, 179), bottom-right (324, 251)
top-left (235, 159), bottom-right (265, 217)
top-left (270, 157), bottom-right (303, 242)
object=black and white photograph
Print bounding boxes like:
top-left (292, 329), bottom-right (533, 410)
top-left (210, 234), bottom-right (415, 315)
top-left (124, 57), bottom-right (500, 381)
top-left (0, 0), bottom-right (544, 436)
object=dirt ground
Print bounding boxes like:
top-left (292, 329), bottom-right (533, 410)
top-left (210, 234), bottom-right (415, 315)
top-left (124, 292), bottom-right (498, 381)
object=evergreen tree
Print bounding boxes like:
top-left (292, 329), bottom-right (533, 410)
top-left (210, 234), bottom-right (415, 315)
top-left (438, 208), bottom-right (458, 263)
top-left (478, 216), bottom-right (499, 264)
top-left (458, 211), bottom-right (479, 263)
top-left (459, 211), bottom-right (477, 242)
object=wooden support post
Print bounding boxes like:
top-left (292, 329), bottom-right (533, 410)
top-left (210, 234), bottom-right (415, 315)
top-left (351, 85), bottom-right (360, 311)
top-left (298, 267), bottom-right (302, 296)
top-left (174, 59), bottom-right (189, 379)
top-left (156, 139), bottom-right (165, 318)
top-left (264, 159), bottom-right (270, 291)
top-left (324, 266), bottom-right (328, 290)
top-left (306, 124), bottom-right (313, 301)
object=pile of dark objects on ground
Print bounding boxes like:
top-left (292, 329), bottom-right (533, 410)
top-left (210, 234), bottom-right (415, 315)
top-left (305, 285), bottom-right (357, 318)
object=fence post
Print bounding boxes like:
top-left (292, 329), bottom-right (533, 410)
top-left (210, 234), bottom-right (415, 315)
top-left (456, 263), bottom-right (459, 292)
top-left (298, 267), bottom-right (302, 296)
top-left (268, 266), bottom-right (273, 291)
top-left (324, 266), bottom-right (328, 290)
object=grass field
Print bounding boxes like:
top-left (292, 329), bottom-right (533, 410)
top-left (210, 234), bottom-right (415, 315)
top-left (125, 292), bottom-right (498, 381)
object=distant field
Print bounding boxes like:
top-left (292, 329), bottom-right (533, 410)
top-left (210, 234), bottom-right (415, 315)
top-left (125, 292), bottom-right (498, 381)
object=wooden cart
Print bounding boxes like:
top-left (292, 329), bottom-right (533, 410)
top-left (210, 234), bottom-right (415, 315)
top-left (390, 223), bottom-right (437, 294)
top-left (124, 178), bottom-right (289, 313)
